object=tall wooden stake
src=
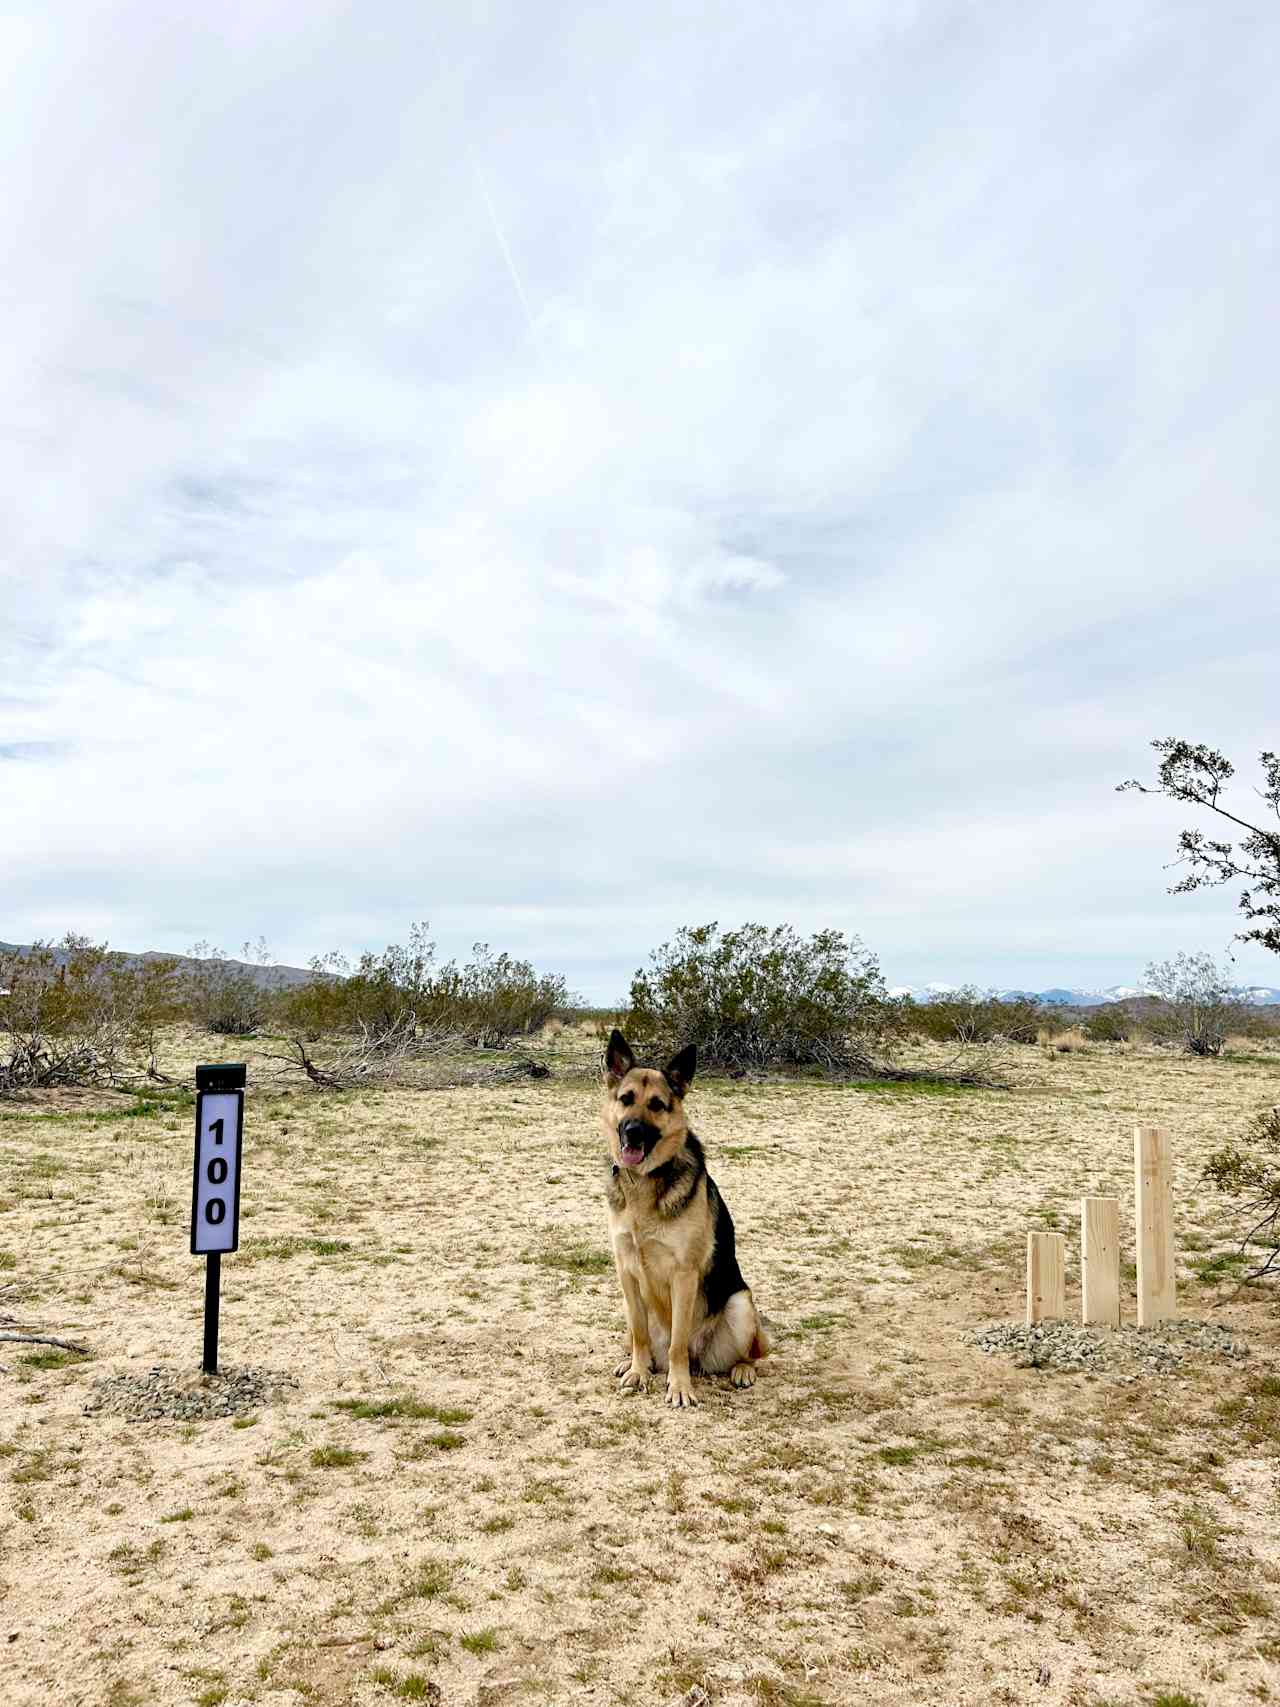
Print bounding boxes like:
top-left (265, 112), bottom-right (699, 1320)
top-left (1135, 1125), bottom-right (1176, 1327)
top-left (1026, 1232), bottom-right (1066, 1323)
top-left (1081, 1196), bottom-right (1121, 1327)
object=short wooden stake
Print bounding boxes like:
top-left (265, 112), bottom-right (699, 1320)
top-left (1135, 1125), bottom-right (1176, 1327)
top-left (1026, 1232), bottom-right (1066, 1323)
top-left (1081, 1196), bottom-right (1121, 1327)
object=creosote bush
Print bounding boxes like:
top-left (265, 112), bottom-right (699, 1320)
top-left (1204, 1106), bottom-right (1280, 1278)
top-left (620, 921), bottom-right (900, 1074)
top-left (906, 988), bottom-right (1046, 1047)
top-left (184, 938), bottom-right (278, 1036)
top-left (1143, 951), bottom-right (1242, 1057)
top-left (275, 923), bottom-right (568, 1052)
top-left (1083, 1006), bottom-right (1133, 1044)
top-left (0, 936), bottom-right (183, 1090)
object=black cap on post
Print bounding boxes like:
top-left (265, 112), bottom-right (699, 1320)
top-left (196, 1063), bottom-right (247, 1092)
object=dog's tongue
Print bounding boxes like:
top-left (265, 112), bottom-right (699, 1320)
top-left (620, 1144), bottom-right (645, 1168)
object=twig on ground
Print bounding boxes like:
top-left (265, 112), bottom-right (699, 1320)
top-left (0, 1333), bottom-right (90, 1353)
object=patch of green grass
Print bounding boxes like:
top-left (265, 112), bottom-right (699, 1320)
top-left (333, 1395), bottom-right (472, 1425)
top-left (422, 1430), bottom-right (466, 1452)
top-left (406, 1558), bottom-right (454, 1600)
top-left (846, 1076), bottom-right (992, 1098)
top-left (1178, 1507), bottom-right (1223, 1566)
top-left (245, 1236), bottom-right (352, 1260)
top-left (231, 1415), bottom-right (258, 1429)
top-left (107, 1538), bottom-right (164, 1580)
top-left (1191, 1250), bottom-right (1247, 1285)
top-left (479, 1514), bottom-right (514, 1534)
top-left (160, 1507), bottom-right (194, 1523)
top-left (372, 1670), bottom-right (438, 1700)
top-left (309, 1445), bottom-right (368, 1469)
top-left (20, 1345), bottom-right (89, 1372)
top-left (249, 1541), bottom-right (273, 1560)
top-left (459, 1628), bottom-right (500, 1655)
top-left (0, 1251), bottom-right (16, 1270)
top-left (524, 1244), bottom-right (612, 1275)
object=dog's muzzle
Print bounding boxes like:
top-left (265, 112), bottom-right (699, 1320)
top-left (618, 1118), bottom-right (659, 1170)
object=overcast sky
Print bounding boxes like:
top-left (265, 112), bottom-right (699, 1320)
top-left (4, 1), bottom-right (1278, 1002)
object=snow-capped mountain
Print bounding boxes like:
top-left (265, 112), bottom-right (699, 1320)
top-left (887, 982), bottom-right (1280, 1007)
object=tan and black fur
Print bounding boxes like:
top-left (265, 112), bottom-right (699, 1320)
top-left (603, 1030), bottom-right (770, 1408)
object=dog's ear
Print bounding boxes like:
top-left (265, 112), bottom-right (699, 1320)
top-left (605, 1029), bottom-right (635, 1084)
top-left (664, 1043), bottom-right (697, 1097)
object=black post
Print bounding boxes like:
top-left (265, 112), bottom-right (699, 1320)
top-left (202, 1251), bottom-right (221, 1375)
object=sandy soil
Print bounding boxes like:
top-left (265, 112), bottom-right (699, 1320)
top-left (3, 1029), bottom-right (1280, 1707)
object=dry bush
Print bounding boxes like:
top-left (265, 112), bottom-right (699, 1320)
top-left (1038, 1024), bottom-right (1087, 1054)
top-left (270, 924), bottom-right (568, 1090)
top-left (0, 936), bottom-right (182, 1091)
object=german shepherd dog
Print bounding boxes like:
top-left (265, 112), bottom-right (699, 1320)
top-left (603, 1030), bottom-right (769, 1407)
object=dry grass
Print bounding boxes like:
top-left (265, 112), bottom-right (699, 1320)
top-left (2, 1024), bottom-right (1280, 1705)
top-left (1037, 1024), bottom-right (1089, 1054)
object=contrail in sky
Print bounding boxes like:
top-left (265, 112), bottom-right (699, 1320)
top-left (470, 156), bottom-right (538, 342)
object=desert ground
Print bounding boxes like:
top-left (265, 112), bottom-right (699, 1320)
top-left (3, 1026), bottom-right (1280, 1707)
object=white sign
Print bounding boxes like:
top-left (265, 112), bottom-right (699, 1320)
top-left (191, 1089), bottom-right (243, 1254)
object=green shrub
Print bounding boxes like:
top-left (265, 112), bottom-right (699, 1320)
top-left (1083, 1005), bottom-right (1133, 1043)
top-left (418, 943), bottom-right (567, 1046)
top-left (0, 936), bottom-right (182, 1090)
top-left (183, 938), bottom-right (277, 1036)
top-left (906, 987), bottom-right (1046, 1046)
top-left (275, 923), bottom-right (568, 1050)
top-left (1204, 1105), bottom-right (1280, 1278)
top-left (620, 922), bottom-right (899, 1074)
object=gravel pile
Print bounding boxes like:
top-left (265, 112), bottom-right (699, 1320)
top-left (84, 1364), bottom-right (299, 1421)
top-left (965, 1317), bottom-right (1251, 1379)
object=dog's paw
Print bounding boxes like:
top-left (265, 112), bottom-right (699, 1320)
top-left (665, 1370), bottom-right (698, 1408)
top-left (730, 1360), bottom-right (757, 1389)
top-left (616, 1357), bottom-right (650, 1389)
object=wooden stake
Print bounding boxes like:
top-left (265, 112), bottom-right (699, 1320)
top-left (1026, 1232), bottom-right (1066, 1323)
top-left (1081, 1196), bottom-right (1121, 1327)
top-left (1135, 1125), bottom-right (1176, 1327)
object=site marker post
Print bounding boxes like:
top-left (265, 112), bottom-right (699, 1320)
top-left (192, 1064), bottom-right (246, 1375)
top-left (1026, 1232), bottom-right (1066, 1324)
top-left (1135, 1124), bottom-right (1176, 1327)
top-left (1081, 1196), bottom-right (1121, 1327)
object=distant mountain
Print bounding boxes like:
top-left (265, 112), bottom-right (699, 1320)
top-left (888, 981), bottom-right (1280, 1007)
top-left (0, 941), bottom-right (317, 991)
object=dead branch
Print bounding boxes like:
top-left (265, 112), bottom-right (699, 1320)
top-left (0, 1333), bottom-right (90, 1353)
top-left (262, 1015), bottom-right (472, 1091)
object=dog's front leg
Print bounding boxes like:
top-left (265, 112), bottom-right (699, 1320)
top-left (614, 1249), bottom-right (652, 1388)
top-left (666, 1267), bottom-right (699, 1408)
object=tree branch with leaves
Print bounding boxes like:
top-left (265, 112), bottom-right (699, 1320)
top-left (1118, 739), bottom-right (1280, 957)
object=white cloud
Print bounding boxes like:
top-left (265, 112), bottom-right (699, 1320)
top-left (3, 1), bottom-right (1278, 997)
